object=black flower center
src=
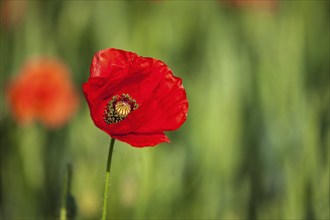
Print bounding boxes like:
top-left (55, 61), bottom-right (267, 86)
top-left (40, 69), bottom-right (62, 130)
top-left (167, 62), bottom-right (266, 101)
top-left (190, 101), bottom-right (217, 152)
top-left (104, 94), bottom-right (138, 124)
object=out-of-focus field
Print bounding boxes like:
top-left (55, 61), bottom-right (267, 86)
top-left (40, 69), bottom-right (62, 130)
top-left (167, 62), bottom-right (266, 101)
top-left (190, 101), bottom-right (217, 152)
top-left (0, 1), bottom-right (329, 219)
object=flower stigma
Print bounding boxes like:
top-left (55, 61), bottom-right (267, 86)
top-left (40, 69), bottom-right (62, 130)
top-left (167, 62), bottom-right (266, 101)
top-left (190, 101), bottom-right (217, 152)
top-left (115, 101), bottom-right (131, 117)
top-left (104, 94), bottom-right (138, 124)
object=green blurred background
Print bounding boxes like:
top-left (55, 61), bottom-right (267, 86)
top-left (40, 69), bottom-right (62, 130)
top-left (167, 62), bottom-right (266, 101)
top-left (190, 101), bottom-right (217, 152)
top-left (0, 0), bottom-right (329, 219)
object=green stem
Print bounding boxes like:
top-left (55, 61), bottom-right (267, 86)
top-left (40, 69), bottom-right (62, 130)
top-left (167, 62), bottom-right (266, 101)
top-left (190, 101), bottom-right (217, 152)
top-left (101, 138), bottom-right (115, 220)
top-left (60, 163), bottom-right (72, 220)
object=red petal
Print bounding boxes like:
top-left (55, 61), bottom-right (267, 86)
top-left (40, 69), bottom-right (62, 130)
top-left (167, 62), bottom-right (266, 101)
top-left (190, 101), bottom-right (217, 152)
top-left (111, 132), bottom-right (170, 147)
top-left (134, 61), bottom-right (188, 133)
top-left (90, 48), bottom-right (130, 78)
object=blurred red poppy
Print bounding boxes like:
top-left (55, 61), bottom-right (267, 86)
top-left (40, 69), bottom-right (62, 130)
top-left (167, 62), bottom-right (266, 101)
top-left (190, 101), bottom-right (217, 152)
top-left (6, 58), bottom-right (79, 128)
top-left (1, 0), bottom-right (26, 29)
top-left (83, 48), bottom-right (188, 147)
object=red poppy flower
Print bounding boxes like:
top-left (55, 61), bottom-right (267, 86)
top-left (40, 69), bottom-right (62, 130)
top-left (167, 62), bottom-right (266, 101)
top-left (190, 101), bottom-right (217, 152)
top-left (83, 48), bottom-right (188, 147)
top-left (1, 0), bottom-right (26, 29)
top-left (6, 58), bottom-right (79, 128)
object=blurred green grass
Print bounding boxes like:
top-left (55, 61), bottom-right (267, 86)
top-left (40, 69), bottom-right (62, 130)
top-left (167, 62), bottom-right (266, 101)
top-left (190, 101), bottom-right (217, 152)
top-left (0, 1), bottom-right (329, 220)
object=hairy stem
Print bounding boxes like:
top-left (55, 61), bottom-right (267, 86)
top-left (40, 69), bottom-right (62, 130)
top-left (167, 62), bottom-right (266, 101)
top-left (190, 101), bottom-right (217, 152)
top-left (101, 138), bottom-right (115, 220)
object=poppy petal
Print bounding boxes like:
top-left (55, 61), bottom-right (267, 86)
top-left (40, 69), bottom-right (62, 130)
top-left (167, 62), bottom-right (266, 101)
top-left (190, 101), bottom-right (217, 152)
top-left (111, 132), bottom-right (170, 147)
top-left (135, 61), bottom-right (188, 133)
